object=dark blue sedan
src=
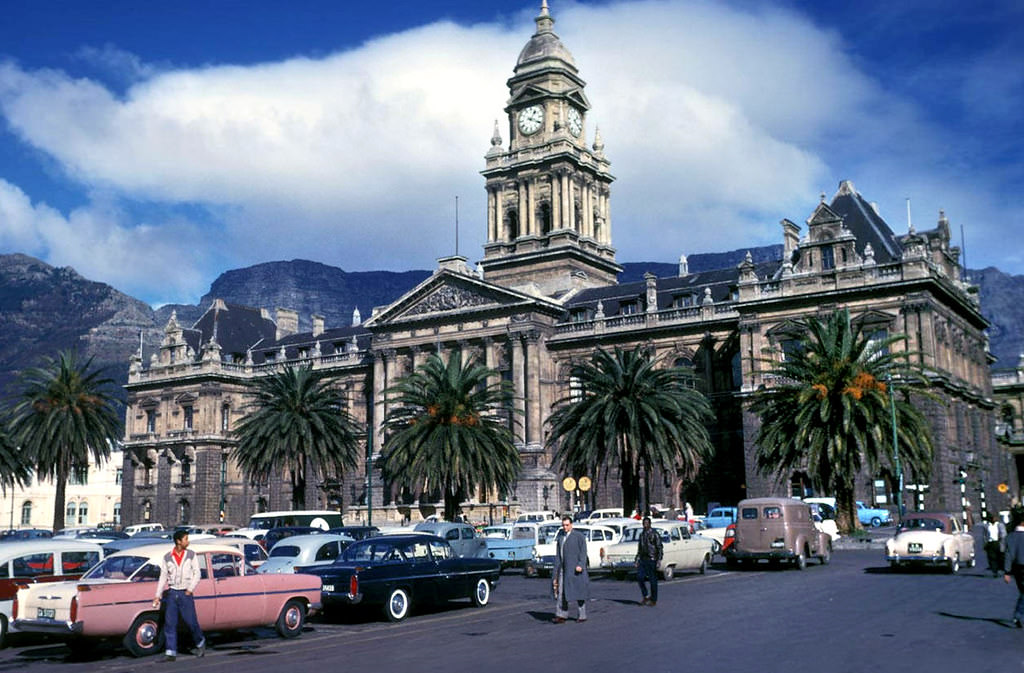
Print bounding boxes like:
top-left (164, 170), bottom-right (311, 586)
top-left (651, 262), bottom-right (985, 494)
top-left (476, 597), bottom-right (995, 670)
top-left (297, 533), bottom-right (500, 622)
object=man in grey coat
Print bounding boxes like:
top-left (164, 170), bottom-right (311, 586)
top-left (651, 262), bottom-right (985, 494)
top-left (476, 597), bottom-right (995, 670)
top-left (1004, 511), bottom-right (1024, 628)
top-left (552, 515), bottom-right (590, 623)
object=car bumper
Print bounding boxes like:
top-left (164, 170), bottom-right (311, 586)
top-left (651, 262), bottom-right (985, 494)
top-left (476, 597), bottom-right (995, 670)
top-left (886, 554), bottom-right (950, 566)
top-left (727, 549), bottom-right (799, 561)
top-left (530, 556), bottom-right (555, 571)
top-left (322, 589), bottom-right (363, 606)
top-left (13, 618), bottom-right (84, 636)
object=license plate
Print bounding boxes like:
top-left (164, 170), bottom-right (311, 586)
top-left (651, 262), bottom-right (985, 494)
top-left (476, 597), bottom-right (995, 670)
top-left (37, 607), bottom-right (55, 619)
top-left (771, 541), bottom-right (785, 548)
top-left (908, 543), bottom-right (922, 553)
top-left (322, 584), bottom-right (334, 592)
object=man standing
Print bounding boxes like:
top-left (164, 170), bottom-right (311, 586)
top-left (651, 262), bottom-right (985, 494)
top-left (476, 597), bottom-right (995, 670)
top-left (986, 512), bottom-right (1008, 578)
top-left (636, 516), bottom-right (663, 606)
top-left (552, 515), bottom-right (590, 623)
top-left (1004, 512), bottom-right (1024, 628)
top-left (153, 530), bottom-right (206, 661)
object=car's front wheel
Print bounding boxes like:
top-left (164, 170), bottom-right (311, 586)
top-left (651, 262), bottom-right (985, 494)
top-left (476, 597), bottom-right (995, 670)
top-left (661, 564), bottom-right (674, 581)
top-left (948, 554), bottom-right (960, 575)
top-left (385, 587), bottom-right (411, 622)
top-left (0, 614), bottom-right (7, 649)
top-left (276, 599), bottom-right (305, 638)
top-left (699, 555), bottom-right (709, 575)
top-left (819, 543), bottom-right (832, 565)
top-left (794, 549), bottom-right (807, 571)
top-left (471, 578), bottom-right (491, 607)
top-left (123, 612), bottom-right (164, 657)
top-left (870, 516), bottom-right (882, 528)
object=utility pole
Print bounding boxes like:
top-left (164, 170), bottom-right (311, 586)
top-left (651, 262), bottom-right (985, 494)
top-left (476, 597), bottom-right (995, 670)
top-left (888, 373), bottom-right (903, 522)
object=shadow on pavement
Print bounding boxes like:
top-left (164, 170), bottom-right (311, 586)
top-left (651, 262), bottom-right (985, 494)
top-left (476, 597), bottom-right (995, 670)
top-left (937, 611), bottom-right (1018, 628)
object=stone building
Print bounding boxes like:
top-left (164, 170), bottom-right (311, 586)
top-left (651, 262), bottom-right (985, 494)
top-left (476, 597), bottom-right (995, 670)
top-left (120, 3), bottom-right (1013, 527)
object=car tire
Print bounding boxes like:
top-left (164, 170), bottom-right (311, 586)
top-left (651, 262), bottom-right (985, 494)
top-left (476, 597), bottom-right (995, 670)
top-left (385, 587), bottom-right (411, 622)
top-left (123, 612), bottom-right (165, 658)
top-left (725, 556), bottom-right (738, 569)
top-left (794, 549), bottom-right (807, 571)
top-left (613, 571), bottom-right (626, 581)
top-left (711, 540), bottom-right (722, 556)
top-left (819, 543), bottom-right (832, 565)
top-left (699, 555), bottom-right (709, 575)
top-left (661, 565), bottom-right (674, 581)
top-left (471, 578), bottom-right (491, 607)
top-left (524, 564), bottom-right (537, 578)
top-left (889, 561), bottom-right (900, 571)
top-left (276, 599), bottom-right (305, 638)
top-left (870, 516), bottom-right (882, 528)
top-left (948, 554), bottom-right (960, 575)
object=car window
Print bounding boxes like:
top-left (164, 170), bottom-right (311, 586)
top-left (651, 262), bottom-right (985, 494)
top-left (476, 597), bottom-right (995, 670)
top-left (245, 544), bottom-right (267, 564)
top-left (270, 545), bottom-right (301, 558)
top-left (428, 540), bottom-right (453, 560)
top-left (211, 553), bottom-right (241, 578)
top-left (84, 555), bottom-right (147, 580)
top-left (669, 527), bottom-right (681, 541)
top-left (402, 541), bottom-right (431, 561)
top-left (763, 507), bottom-right (782, 519)
top-left (901, 518), bottom-right (945, 532)
top-left (315, 542), bottom-right (340, 562)
top-left (444, 529), bottom-right (460, 541)
top-left (741, 508), bottom-right (758, 520)
top-left (62, 550), bottom-right (101, 574)
top-left (460, 527), bottom-right (475, 540)
top-left (131, 563), bottom-right (162, 582)
top-left (12, 553), bottom-right (54, 578)
top-left (345, 541), bottom-right (404, 563)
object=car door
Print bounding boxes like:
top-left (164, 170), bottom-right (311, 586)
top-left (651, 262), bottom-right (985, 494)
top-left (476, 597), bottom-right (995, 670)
top-left (461, 525), bottom-right (485, 558)
top-left (442, 526), bottom-right (465, 557)
top-left (210, 552), bottom-right (265, 628)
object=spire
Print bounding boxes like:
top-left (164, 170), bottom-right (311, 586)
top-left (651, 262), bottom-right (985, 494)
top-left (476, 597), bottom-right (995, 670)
top-left (536, 0), bottom-right (554, 34)
top-left (490, 120), bottom-right (502, 147)
top-left (592, 126), bottom-right (604, 155)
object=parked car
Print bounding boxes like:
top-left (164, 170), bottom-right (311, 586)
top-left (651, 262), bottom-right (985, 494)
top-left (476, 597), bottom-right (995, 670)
top-left (234, 510), bottom-right (344, 539)
top-left (257, 534), bottom-right (354, 574)
top-left (480, 524), bottom-right (536, 568)
top-left (13, 542), bottom-right (321, 656)
top-left (857, 501), bottom-right (893, 527)
top-left (527, 524), bottom-right (617, 577)
top-left (123, 523), bottom-right (164, 536)
top-left (328, 526), bottom-right (380, 541)
top-left (298, 533), bottom-right (501, 622)
top-left (193, 537), bottom-right (269, 569)
top-left (601, 520), bottom-right (715, 580)
top-left (262, 526), bottom-right (325, 551)
top-left (102, 529), bottom-right (216, 554)
top-left (807, 502), bottom-right (841, 541)
top-left (704, 507), bottom-right (737, 530)
top-left (726, 497), bottom-right (831, 569)
top-left (515, 511), bottom-right (557, 524)
top-left (584, 508), bottom-right (624, 522)
top-left (0, 528), bottom-right (53, 542)
top-left (194, 524), bottom-right (238, 536)
top-left (885, 512), bottom-right (976, 573)
top-left (412, 522), bottom-right (487, 558)
top-left (0, 539), bottom-right (105, 646)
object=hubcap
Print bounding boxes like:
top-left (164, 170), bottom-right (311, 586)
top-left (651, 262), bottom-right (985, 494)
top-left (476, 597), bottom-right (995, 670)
top-left (285, 607), bottom-right (301, 629)
top-left (391, 593), bottom-right (406, 617)
top-left (137, 621), bottom-right (157, 646)
top-left (477, 581), bottom-right (488, 602)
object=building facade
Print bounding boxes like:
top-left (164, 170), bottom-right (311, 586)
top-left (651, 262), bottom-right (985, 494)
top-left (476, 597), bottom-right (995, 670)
top-left (120, 3), bottom-right (1014, 527)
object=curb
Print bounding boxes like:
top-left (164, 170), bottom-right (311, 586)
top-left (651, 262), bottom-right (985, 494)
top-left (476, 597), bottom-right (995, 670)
top-left (832, 538), bottom-right (886, 551)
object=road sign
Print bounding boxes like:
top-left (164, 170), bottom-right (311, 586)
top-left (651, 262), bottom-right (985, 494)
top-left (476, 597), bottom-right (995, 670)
top-left (578, 476), bottom-right (592, 491)
top-left (998, 482), bottom-right (1009, 494)
top-left (562, 477), bottom-right (576, 491)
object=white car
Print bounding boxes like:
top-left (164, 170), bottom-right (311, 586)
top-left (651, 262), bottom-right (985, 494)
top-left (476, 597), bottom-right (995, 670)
top-left (528, 525), bottom-right (619, 577)
top-left (602, 520), bottom-right (715, 580)
top-left (885, 512), bottom-right (976, 573)
top-left (256, 534), bottom-right (354, 574)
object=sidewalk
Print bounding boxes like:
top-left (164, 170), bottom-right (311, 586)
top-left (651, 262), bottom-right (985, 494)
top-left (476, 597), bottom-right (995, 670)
top-left (832, 526), bottom-right (892, 551)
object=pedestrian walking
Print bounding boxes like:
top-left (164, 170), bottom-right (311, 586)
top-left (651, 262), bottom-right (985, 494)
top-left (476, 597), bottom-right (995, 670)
top-left (552, 515), bottom-right (590, 623)
top-left (985, 512), bottom-right (1008, 577)
top-left (1003, 512), bottom-right (1024, 629)
top-left (153, 529), bottom-right (206, 661)
top-left (635, 516), bottom-right (663, 606)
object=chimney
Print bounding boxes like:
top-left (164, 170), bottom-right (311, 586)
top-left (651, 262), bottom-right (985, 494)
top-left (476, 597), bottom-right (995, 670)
top-left (312, 314), bottom-right (324, 338)
top-left (781, 219), bottom-right (800, 262)
top-left (678, 254), bottom-right (689, 277)
top-left (276, 308), bottom-right (298, 340)
top-left (352, 307), bottom-right (362, 326)
top-left (644, 272), bottom-right (658, 313)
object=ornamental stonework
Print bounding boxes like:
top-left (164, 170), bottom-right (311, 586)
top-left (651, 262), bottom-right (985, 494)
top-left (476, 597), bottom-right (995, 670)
top-left (405, 285), bottom-right (493, 316)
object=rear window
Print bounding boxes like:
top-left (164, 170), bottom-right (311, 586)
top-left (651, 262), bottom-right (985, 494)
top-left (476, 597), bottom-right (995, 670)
top-left (84, 555), bottom-right (148, 580)
top-left (270, 545), bottom-right (301, 558)
top-left (741, 508), bottom-right (759, 520)
top-left (763, 507), bottom-right (782, 519)
top-left (62, 550), bottom-right (101, 574)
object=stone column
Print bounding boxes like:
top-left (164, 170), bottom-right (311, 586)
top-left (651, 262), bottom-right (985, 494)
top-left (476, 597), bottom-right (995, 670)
top-left (526, 179), bottom-right (536, 236)
top-left (517, 181), bottom-right (527, 237)
top-left (495, 187), bottom-right (504, 241)
top-left (372, 351), bottom-right (387, 456)
top-left (551, 174), bottom-right (561, 232)
top-left (487, 188), bottom-right (496, 242)
top-left (525, 331), bottom-right (543, 448)
top-left (511, 334), bottom-right (526, 446)
top-left (560, 173), bottom-right (571, 229)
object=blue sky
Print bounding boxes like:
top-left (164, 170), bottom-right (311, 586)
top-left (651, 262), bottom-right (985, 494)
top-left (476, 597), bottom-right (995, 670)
top-left (0, 0), bottom-right (1020, 306)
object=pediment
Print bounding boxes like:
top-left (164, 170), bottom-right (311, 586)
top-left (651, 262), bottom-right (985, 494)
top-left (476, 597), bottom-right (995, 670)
top-left (807, 203), bottom-right (842, 227)
top-left (365, 271), bottom-right (560, 327)
top-left (508, 84), bottom-right (550, 107)
top-left (765, 319), bottom-right (806, 339)
top-left (564, 88), bottom-right (590, 110)
top-left (851, 309), bottom-right (896, 328)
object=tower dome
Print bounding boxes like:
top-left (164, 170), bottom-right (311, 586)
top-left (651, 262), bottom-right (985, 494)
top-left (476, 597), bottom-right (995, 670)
top-left (515, 1), bottom-right (578, 75)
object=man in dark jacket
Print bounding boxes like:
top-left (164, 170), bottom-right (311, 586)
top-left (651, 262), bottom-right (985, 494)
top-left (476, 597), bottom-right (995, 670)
top-left (552, 515), bottom-right (590, 623)
top-left (635, 516), bottom-right (663, 606)
top-left (1004, 511), bottom-right (1024, 628)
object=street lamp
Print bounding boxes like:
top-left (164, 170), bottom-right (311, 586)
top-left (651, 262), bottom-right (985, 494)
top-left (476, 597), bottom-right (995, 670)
top-left (888, 373), bottom-right (904, 522)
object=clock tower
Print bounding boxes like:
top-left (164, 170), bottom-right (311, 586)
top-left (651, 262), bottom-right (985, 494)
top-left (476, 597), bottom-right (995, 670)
top-left (480, 1), bottom-right (620, 296)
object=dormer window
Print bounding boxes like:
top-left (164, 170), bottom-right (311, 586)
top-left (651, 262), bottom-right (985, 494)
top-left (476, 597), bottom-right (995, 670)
top-left (620, 301), bottom-right (639, 315)
top-left (570, 308), bottom-right (590, 322)
top-left (672, 294), bottom-right (695, 308)
top-left (822, 246), bottom-right (835, 271)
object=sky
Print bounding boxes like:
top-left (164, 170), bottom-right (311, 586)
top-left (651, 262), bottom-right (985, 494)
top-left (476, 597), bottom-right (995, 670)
top-left (0, 0), bottom-right (1021, 307)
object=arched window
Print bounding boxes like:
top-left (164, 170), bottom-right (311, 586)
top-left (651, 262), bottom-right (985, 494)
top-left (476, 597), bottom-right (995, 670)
top-left (20, 501), bottom-right (32, 526)
top-left (221, 404), bottom-right (231, 432)
top-left (143, 499), bottom-right (153, 522)
top-left (113, 501), bottom-right (122, 525)
top-left (537, 202), bottom-right (552, 235)
top-left (66, 502), bottom-right (77, 521)
top-left (178, 499), bottom-right (191, 525)
top-left (77, 501), bottom-right (88, 525)
top-left (505, 209), bottom-right (519, 240)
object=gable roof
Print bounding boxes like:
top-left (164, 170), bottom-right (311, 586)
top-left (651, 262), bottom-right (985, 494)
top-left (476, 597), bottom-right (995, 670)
top-left (828, 181), bottom-right (903, 263)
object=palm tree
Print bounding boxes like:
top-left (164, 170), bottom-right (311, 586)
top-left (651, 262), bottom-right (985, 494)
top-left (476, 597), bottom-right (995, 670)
top-left (232, 365), bottom-right (363, 509)
top-left (380, 352), bottom-right (520, 522)
top-left (545, 346), bottom-right (715, 517)
top-left (10, 351), bottom-right (122, 531)
top-left (0, 416), bottom-right (31, 494)
top-left (750, 309), bottom-right (935, 533)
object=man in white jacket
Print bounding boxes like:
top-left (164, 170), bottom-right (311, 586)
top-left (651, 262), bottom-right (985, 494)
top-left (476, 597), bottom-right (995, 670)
top-left (153, 530), bottom-right (206, 661)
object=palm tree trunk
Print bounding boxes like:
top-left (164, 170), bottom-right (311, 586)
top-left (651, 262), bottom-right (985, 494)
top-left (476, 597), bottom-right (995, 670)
top-left (835, 484), bottom-right (859, 533)
top-left (52, 462), bottom-right (69, 532)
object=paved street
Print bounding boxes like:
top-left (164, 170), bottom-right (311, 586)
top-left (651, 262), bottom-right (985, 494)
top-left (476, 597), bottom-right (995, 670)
top-left (2, 550), bottom-right (1021, 673)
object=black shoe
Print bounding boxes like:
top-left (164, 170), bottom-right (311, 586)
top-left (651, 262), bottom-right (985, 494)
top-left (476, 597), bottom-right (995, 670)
top-left (191, 641), bottom-right (205, 657)
top-left (1013, 619), bottom-right (1022, 629)
top-left (160, 655), bottom-right (177, 663)
top-left (639, 597), bottom-right (649, 606)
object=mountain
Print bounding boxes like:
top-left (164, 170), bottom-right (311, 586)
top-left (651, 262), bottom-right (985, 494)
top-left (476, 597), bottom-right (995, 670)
top-left (0, 249), bottom-right (1020, 404)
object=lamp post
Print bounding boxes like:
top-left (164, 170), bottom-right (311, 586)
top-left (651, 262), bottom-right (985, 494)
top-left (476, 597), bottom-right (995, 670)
top-left (888, 373), bottom-right (904, 522)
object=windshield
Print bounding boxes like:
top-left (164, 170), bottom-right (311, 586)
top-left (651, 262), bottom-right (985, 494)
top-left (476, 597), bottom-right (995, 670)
top-left (621, 527), bottom-right (669, 542)
top-left (538, 524), bottom-right (561, 544)
top-left (248, 518), bottom-right (276, 530)
top-left (269, 545), bottom-right (301, 558)
top-left (83, 555), bottom-right (149, 580)
top-left (900, 518), bottom-right (946, 532)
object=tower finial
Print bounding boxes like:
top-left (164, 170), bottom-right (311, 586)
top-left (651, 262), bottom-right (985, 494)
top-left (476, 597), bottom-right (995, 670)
top-left (536, 0), bottom-right (554, 34)
top-left (490, 119), bottom-right (502, 147)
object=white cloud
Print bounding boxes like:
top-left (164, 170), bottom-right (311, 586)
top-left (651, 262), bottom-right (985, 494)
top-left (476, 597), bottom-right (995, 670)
top-left (0, 0), bottom-right (1017, 303)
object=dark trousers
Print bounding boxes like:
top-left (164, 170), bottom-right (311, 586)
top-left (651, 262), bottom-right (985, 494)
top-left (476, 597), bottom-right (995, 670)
top-left (985, 541), bottom-right (1004, 574)
top-left (1013, 567), bottom-right (1024, 623)
top-left (637, 559), bottom-right (659, 602)
top-left (164, 589), bottom-right (204, 655)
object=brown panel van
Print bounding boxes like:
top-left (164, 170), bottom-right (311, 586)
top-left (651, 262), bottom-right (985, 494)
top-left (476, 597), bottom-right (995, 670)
top-left (726, 497), bottom-right (832, 570)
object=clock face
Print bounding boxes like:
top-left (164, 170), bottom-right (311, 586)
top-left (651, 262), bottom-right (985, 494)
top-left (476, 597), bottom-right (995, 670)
top-left (566, 107), bottom-right (582, 137)
top-left (517, 105), bottom-right (544, 135)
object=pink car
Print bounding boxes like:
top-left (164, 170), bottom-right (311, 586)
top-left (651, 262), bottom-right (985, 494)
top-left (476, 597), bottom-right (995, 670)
top-left (13, 542), bottom-right (321, 657)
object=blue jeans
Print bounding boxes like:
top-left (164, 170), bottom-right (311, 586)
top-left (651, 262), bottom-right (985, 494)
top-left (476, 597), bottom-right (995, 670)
top-left (637, 559), bottom-right (658, 602)
top-left (164, 589), bottom-right (204, 655)
top-left (1014, 571), bottom-right (1024, 622)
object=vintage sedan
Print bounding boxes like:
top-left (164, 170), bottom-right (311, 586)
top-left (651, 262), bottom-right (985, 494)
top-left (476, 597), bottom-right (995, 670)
top-left (257, 534), bottom-right (354, 574)
top-left (0, 539), bottom-right (104, 646)
top-left (601, 520), bottom-right (715, 580)
top-left (527, 525), bottom-right (619, 577)
top-left (13, 542), bottom-right (321, 656)
top-left (412, 522), bottom-right (487, 558)
top-left (885, 512), bottom-right (976, 573)
top-left (299, 533), bottom-right (500, 622)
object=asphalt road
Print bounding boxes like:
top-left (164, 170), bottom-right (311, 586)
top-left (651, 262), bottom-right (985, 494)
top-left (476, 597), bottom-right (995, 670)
top-left (2, 550), bottom-right (1020, 673)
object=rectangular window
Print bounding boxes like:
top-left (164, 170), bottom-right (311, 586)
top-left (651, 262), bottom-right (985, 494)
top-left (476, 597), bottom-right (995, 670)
top-left (69, 466), bottom-right (88, 486)
top-left (115, 468), bottom-right (123, 485)
top-left (183, 406), bottom-right (193, 431)
top-left (741, 508), bottom-right (759, 520)
top-left (62, 550), bottom-right (100, 575)
top-left (221, 406), bottom-right (230, 431)
top-left (621, 302), bottom-right (638, 315)
top-left (146, 410), bottom-right (156, 433)
top-left (181, 460), bottom-right (192, 486)
top-left (822, 246), bottom-right (835, 270)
